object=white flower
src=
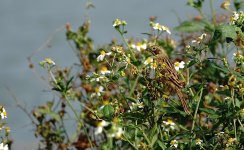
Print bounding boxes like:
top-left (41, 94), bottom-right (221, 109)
top-left (170, 140), bottom-right (178, 148)
top-left (151, 22), bottom-right (171, 34)
top-left (163, 119), bottom-right (175, 126)
top-left (97, 51), bottom-right (112, 62)
top-left (45, 58), bottom-right (55, 65)
top-left (196, 138), bottom-right (203, 145)
top-left (162, 119), bottom-right (176, 131)
top-left (233, 12), bottom-right (239, 21)
top-left (108, 126), bottom-right (124, 138)
top-left (91, 76), bottom-right (107, 82)
top-left (192, 33), bottom-right (207, 44)
top-left (0, 107), bottom-right (7, 119)
top-left (161, 25), bottom-right (171, 34)
top-left (131, 101), bottom-right (144, 110)
top-left (174, 61), bottom-right (185, 71)
top-left (131, 42), bottom-right (147, 52)
top-left (144, 57), bottom-right (153, 65)
top-left (115, 127), bottom-right (124, 138)
top-left (95, 76), bottom-right (105, 82)
top-left (152, 23), bottom-right (162, 31)
top-left (0, 143), bottom-right (8, 150)
top-left (100, 66), bottom-right (111, 75)
top-left (95, 120), bottom-right (109, 135)
top-left (199, 33), bottom-right (207, 40)
top-left (113, 19), bottom-right (127, 27)
top-left (91, 86), bottom-right (104, 97)
top-left (40, 58), bottom-right (55, 67)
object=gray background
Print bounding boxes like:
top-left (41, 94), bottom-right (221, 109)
top-left (0, 0), bottom-right (222, 149)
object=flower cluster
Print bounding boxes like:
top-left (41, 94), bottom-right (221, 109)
top-left (39, 57), bottom-right (56, 68)
top-left (162, 119), bottom-right (177, 132)
top-left (113, 18), bottom-right (127, 28)
top-left (130, 42), bottom-right (147, 52)
top-left (191, 33), bottom-right (207, 44)
top-left (0, 105), bottom-right (9, 150)
top-left (233, 51), bottom-right (244, 65)
top-left (230, 11), bottom-right (244, 25)
top-left (97, 50), bottom-right (112, 62)
top-left (150, 22), bottom-right (171, 34)
top-left (0, 107), bottom-right (7, 120)
top-left (170, 139), bottom-right (178, 148)
top-left (94, 120), bottom-right (124, 139)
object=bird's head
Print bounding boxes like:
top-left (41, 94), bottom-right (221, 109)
top-left (146, 45), bottom-right (166, 56)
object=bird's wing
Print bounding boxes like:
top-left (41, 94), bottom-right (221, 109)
top-left (160, 56), bottom-right (183, 88)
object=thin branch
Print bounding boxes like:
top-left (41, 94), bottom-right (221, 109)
top-left (4, 85), bottom-right (37, 125)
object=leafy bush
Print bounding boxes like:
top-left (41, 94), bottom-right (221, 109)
top-left (28, 1), bottom-right (244, 149)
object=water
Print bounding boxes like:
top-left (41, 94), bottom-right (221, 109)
top-left (0, 0), bottom-right (222, 149)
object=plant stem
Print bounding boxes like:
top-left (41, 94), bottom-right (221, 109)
top-left (230, 88), bottom-right (237, 139)
top-left (49, 69), bottom-right (94, 148)
top-left (118, 29), bottom-right (136, 61)
top-left (191, 87), bottom-right (203, 132)
top-left (64, 95), bottom-right (94, 149)
top-left (122, 135), bottom-right (138, 150)
top-left (129, 75), bottom-right (139, 97)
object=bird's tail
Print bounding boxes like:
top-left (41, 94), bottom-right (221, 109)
top-left (176, 88), bottom-right (191, 114)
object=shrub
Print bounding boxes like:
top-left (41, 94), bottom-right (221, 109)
top-left (28, 1), bottom-right (244, 149)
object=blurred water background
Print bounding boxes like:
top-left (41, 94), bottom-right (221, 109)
top-left (0, 0), bottom-right (222, 149)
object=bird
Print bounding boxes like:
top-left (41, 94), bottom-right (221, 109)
top-left (146, 45), bottom-right (191, 114)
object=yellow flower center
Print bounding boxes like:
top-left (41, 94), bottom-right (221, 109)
top-left (126, 57), bottom-right (131, 63)
top-left (100, 66), bottom-right (108, 72)
top-left (196, 138), bottom-right (201, 143)
top-left (3, 111), bottom-right (7, 117)
top-left (100, 51), bottom-right (106, 55)
top-left (103, 100), bottom-right (109, 105)
top-left (167, 119), bottom-right (173, 124)
top-left (113, 117), bottom-right (119, 124)
top-left (174, 62), bottom-right (180, 67)
top-left (146, 57), bottom-right (153, 63)
top-left (151, 62), bottom-right (157, 69)
top-left (95, 87), bottom-right (100, 93)
top-left (136, 42), bottom-right (142, 47)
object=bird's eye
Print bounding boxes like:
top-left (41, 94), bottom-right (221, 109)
top-left (152, 47), bottom-right (156, 50)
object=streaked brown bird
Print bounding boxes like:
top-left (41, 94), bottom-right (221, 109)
top-left (147, 45), bottom-right (190, 114)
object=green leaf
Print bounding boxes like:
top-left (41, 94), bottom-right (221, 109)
top-left (234, 0), bottom-right (244, 11)
top-left (235, 98), bottom-right (241, 108)
top-left (218, 25), bottom-right (237, 41)
top-left (151, 134), bottom-right (158, 147)
top-left (49, 112), bottom-right (61, 121)
top-left (126, 97), bottom-right (137, 103)
top-left (118, 66), bottom-right (126, 72)
top-left (174, 20), bottom-right (206, 32)
top-left (101, 105), bottom-right (114, 119)
top-left (157, 140), bottom-right (166, 150)
top-left (187, 0), bottom-right (204, 10)
top-left (111, 75), bottom-right (119, 80)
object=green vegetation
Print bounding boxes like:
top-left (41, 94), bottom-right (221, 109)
top-left (3, 0), bottom-right (244, 149)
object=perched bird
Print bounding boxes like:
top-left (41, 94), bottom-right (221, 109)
top-left (146, 45), bottom-right (190, 114)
